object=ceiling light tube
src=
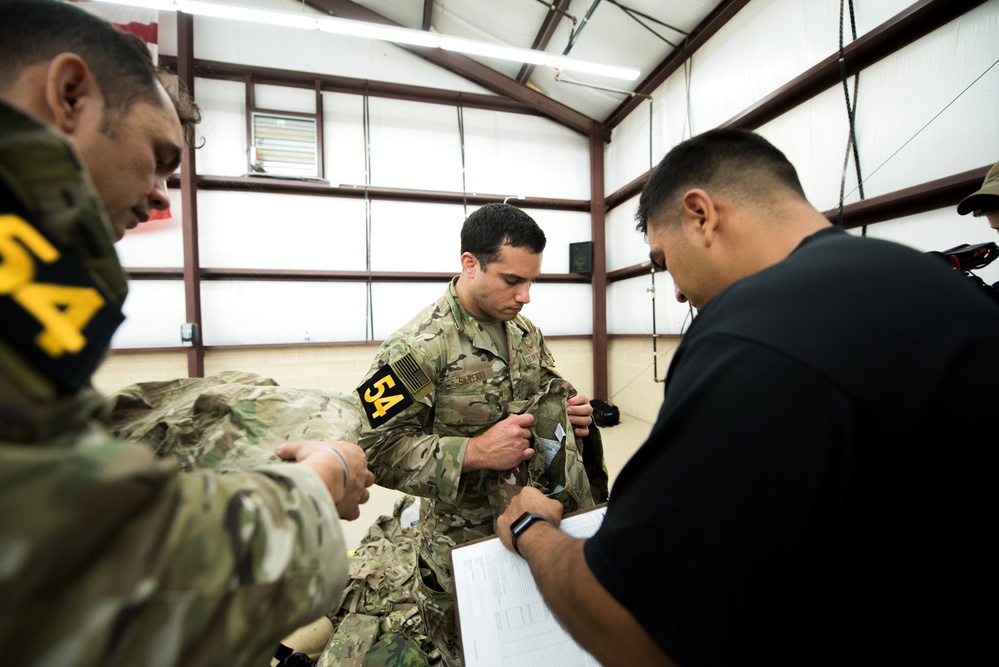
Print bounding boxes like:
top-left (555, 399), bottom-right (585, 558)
top-left (96, 0), bottom-right (177, 10)
top-left (94, 0), bottom-right (640, 81)
top-left (317, 16), bottom-right (441, 49)
top-left (545, 55), bottom-right (640, 81)
top-left (439, 36), bottom-right (547, 66)
top-left (178, 1), bottom-right (318, 30)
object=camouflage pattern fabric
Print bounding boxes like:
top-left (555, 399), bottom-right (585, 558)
top-left (318, 496), bottom-right (432, 667)
top-left (488, 376), bottom-right (596, 518)
top-left (106, 370), bottom-right (364, 472)
top-left (0, 101), bottom-right (349, 667)
top-left (356, 279), bottom-right (605, 664)
top-left (361, 633), bottom-right (430, 667)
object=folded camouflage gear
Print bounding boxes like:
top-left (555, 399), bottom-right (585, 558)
top-left (490, 375), bottom-right (606, 521)
top-left (105, 370), bottom-right (363, 471)
top-left (318, 495), bottom-right (434, 666)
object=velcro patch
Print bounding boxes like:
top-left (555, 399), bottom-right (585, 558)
top-left (0, 202), bottom-right (123, 393)
top-left (357, 364), bottom-right (414, 425)
top-left (391, 352), bottom-right (433, 400)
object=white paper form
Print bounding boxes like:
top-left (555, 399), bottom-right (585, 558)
top-left (452, 506), bottom-right (607, 667)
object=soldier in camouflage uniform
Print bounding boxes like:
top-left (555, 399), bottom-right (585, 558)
top-left (356, 203), bottom-right (601, 665)
top-left (0, 2), bottom-right (373, 664)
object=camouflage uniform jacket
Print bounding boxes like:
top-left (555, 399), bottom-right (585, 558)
top-left (0, 102), bottom-right (348, 667)
top-left (357, 278), bottom-right (595, 589)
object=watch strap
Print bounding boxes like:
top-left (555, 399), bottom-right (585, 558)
top-left (510, 511), bottom-right (552, 557)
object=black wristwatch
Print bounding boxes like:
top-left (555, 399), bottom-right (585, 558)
top-left (510, 511), bottom-right (552, 557)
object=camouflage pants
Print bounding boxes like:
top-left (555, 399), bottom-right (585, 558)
top-left (414, 562), bottom-right (462, 667)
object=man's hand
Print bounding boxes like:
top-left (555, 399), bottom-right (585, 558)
top-left (276, 441), bottom-right (375, 521)
top-left (567, 393), bottom-right (593, 438)
top-left (497, 486), bottom-right (563, 553)
top-left (463, 412), bottom-right (535, 473)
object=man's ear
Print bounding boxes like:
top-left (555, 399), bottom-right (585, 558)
top-left (681, 189), bottom-right (719, 246)
top-left (460, 252), bottom-right (479, 276)
top-left (43, 53), bottom-right (101, 135)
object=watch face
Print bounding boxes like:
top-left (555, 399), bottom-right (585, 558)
top-left (511, 512), bottom-right (549, 557)
top-left (512, 512), bottom-right (536, 534)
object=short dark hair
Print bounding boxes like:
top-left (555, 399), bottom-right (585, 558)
top-left (636, 129), bottom-right (808, 234)
top-left (0, 0), bottom-right (162, 115)
top-left (157, 71), bottom-right (203, 148)
top-left (461, 203), bottom-right (547, 269)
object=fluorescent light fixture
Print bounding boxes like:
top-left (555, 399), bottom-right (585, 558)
top-left (440, 36), bottom-right (547, 66)
top-left (181, 1), bottom-right (317, 30)
top-left (93, 0), bottom-right (640, 80)
top-left (98, 0), bottom-right (176, 9)
top-left (316, 16), bottom-right (440, 49)
top-left (545, 55), bottom-right (639, 81)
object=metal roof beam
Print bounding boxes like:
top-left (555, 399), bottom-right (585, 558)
top-left (422, 0), bottom-right (433, 31)
top-left (159, 56), bottom-right (539, 116)
top-left (518, 0), bottom-right (572, 83)
top-left (605, 0), bottom-right (988, 210)
top-left (303, 0), bottom-right (606, 140)
top-left (603, 0), bottom-right (750, 128)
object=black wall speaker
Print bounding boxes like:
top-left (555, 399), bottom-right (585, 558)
top-left (569, 241), bottom-right (593, 274)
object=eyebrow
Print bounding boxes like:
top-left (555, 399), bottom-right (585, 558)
top-left (649, 252), bottom-right (666, 270)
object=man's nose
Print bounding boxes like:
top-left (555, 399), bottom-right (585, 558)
top-left (515, 282), bottom-right (531, 304)
top-left (674, 286), bottom-right (688, 303)
top-left (149, 177), bottom-right (171, 211)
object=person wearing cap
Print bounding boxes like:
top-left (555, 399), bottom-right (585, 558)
top-left (497, 129), bottom-right (997, 667)
top-left (0, 1), bottom-right (373, 665)
top-left (957, 160), bottom-right (999, 233)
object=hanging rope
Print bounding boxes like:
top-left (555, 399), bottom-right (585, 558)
top-left (363, 82), bottom-right (374, 341)
top-left (837, 0), bottom-right (864, 232)
top-left (457, 92), bottom-right (468, 218)
top-left (646, 97), bottom-right (665, 381)
top-left (563, 0), bottom-right (602, 55)
top-left (604, 0), bottom-right (687, 49)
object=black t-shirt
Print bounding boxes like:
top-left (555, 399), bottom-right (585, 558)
top-left (585, 227), bottom-right (998, 667)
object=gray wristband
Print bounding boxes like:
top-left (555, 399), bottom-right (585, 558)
top-left (320, 446), bottom-right (349, 503)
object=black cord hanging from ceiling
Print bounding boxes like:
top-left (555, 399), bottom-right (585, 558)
top-left (837, 0), bottom-right (864, 231)
top-left (604, 0), bottom-right (688, 49)
top-left (563, 0), bottom-right (602, 55)
top-left (457, 92), bottom-right (468, 219)
top-left (363, 81), bottom-right (374, 341)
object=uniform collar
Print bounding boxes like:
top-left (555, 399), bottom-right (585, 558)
top-left (0, 101), bottom-right (127, 304)
top-left (445, 277), bottom-right (526, 359)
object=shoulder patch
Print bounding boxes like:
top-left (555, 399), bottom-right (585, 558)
top-left (357, 364), bottom-right (414, 425)
top-left (0, 197), bottom-right (123, 393)
top-left (391, 352), bottom-right (433, 400)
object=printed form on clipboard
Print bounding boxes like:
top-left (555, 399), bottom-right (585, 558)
top-left (451, 504), bottom-right (607, 667)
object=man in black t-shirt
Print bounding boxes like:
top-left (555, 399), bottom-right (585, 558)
top-left (496, 129), bottom-right (998, 667)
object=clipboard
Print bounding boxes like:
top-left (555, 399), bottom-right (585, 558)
top-left (450, 504), bottom-right (607, 667)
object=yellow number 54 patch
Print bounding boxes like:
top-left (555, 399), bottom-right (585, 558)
top-left (357, 365), bottom-right (413, 424)
top-left (0, 212), bottom-right (123, 392)
top-left (0, 215), bottom-right (104, 356)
